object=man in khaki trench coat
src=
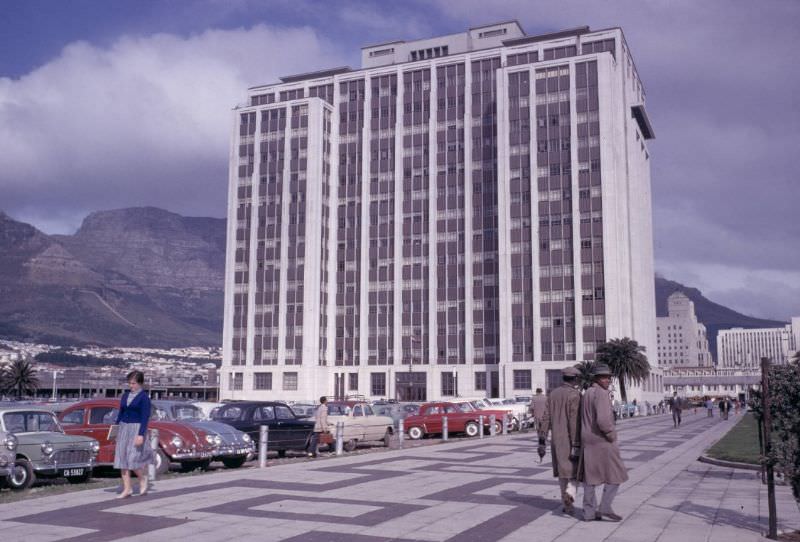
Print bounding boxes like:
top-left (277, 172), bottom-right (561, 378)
top-left (529, 388), bottom-right (548, 432)
top-left (539, 366), bottom-right (582, 514)
top-left (580, 364), bottom-right (628, 522)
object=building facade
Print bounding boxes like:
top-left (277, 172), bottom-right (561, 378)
top-left (717, 317), bottom-right (799, 368)
top-left (656, 291), bottom-right (713, 367)
top-left (221, 22), bottom-right (660, 402)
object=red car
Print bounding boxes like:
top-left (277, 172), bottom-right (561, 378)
top-left (59, 399), bottom-right (215, 473)
top-left (403, 402), bottom-right (509, 439)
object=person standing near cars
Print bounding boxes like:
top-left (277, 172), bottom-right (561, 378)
top-left (579, 364), bottom-right (628, 522)
top-left (538, 366), bottom-right (582, 514)
top-left (529, 388), bottom-right (548, 433)
top-left (114, 370), bottom-right (154, 498)
top-left (669, 391), bottom-right (684, 428)
top-left (307, 396), bottom-right (328, 458)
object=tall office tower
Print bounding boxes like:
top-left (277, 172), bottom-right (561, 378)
top-left (221, 22), bottom-right (659, 402)
top-left (656, 291), bottom-right (713, 367)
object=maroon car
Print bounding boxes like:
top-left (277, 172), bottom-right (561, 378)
top-left (403, 402), bottom-right (509, 439)
top-left (59, 399), bottom-right (216, 473)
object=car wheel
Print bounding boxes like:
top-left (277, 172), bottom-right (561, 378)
top-left (407, 426), bottom-right (424, 440)
top-left (493, 421), bottom-right (503, 435)
top-left (382, 429), bottom-right (392, 447)
top-left (277, 449), bottom-right (287, 458)
top-left (222, 457), bottom-right (247, 469)
top-left (154, 448), bottom-right (170, 475)
top-left (343, 439), bottom-right (357, 452)
top-left (66, 471), bottom-right (92, 484)
top-left (464, 422), bottom-right (479, 437)
top-left (8, 459), bottom-right (35, 490)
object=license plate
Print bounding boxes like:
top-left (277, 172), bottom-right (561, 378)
top-left (63, 468), bottom-right (84, 477)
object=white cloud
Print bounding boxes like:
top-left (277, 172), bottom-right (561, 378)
top-left (0, 24), bottom-right (348, 233)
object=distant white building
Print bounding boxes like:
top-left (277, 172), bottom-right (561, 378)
top-left (656, 291), bottom-right (713, 368)
top-left (717, 317), bottom-right (800, 368)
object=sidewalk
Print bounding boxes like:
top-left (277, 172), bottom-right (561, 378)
top-left (0, 411), bottom-right (797, 541)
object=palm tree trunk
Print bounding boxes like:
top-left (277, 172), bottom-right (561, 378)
top-left (619, 378), bottom-right (627, 403)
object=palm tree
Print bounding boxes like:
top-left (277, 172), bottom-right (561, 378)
top-left (2, 357), bottom-right (40, 399)
top-left (595, 338), bottom-right (650, 403)
top-left (575, 360), bottom-right (596, 390)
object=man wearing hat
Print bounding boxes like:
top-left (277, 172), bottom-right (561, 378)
top-left (538, 365), bottom-right (582, 514)
top-left (579, 363), bottom-right (628, 522)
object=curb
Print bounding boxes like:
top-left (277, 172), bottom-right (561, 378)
top-left (698, 454), bottom-right (761, 471)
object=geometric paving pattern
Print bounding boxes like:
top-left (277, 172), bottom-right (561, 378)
top-left (2, 412), bottom-right (798, 542)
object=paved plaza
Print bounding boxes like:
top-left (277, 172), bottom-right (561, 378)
top-left (1, 412), bottom-right (798, 541)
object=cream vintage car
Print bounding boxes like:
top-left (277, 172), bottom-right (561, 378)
top-left (325, 401), bottom-right (394, 451)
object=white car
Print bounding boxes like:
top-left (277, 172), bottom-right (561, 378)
top-left (325, 401), bottom-right (395, 451)
top-left (470, 398), bottom-right (529, 431)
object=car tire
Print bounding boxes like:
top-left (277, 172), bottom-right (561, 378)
top-left (222, 457), bottom-right (247, 469)
top-left (8, 459), bottom-right (35, 490)
top-left (407, 426), bottom-right (424, 440)
top-left (464, 421), bottom-right (479, 437)
top-left (66, 471), bottom-right (92, 484)
top-left (277, 449), bottom-right (287, 458)
top-left (382, 429), bottom-right (392, 447)
top-left (343, 439), bottom-right (357, 452)
top-left (493, 421), bottom-right (503, 435)
top-left (154, 448), bottom-right (170, 475)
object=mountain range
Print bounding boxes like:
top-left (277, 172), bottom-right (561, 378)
top-left (0, 207), bottom-right (786, 353)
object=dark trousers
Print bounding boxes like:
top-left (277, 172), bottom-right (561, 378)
top-left (308, 432), bottom-right (321, 455)
top-left (672, 409), bottom-right (682, 427)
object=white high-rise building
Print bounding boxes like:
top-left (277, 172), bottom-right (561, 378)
top-left (221, 22), bottom-right (661, 402)
top-left (656, 291), bottom-right (713, 367)
top-left (717, 317), bottom-right (800, 368)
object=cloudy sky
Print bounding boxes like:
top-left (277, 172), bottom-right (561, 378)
top-left (1, 0), bottom-right (798, 322)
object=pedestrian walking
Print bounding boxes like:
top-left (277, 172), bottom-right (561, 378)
top-left (538, 366), bottom-right (582, 514)
top-left (579, 364), bottom-right (627, 522)
top-left (719, 397), bottom-right (729, 420)
top-left (734, 398), bottom-right (741, 416)
top-left (529, 388), bottom-right (548, 433)
top-left (307, 396), bottom-right (329, 458)
top-left (705, 397), bottom-right (714, 418)
top-left (669, 391), bottom-right (684, 428)
top-left (113, 370), bottom-right (154, 498)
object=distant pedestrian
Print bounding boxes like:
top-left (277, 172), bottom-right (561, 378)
top-left (307, 396), bottom-right (329, 458)
top-left (669, 391), bottom-right (684, 428)
top-left (579, 364), bottom-right (627, 522)
top-left (705, 397), bottom-right (714, 418)
top-left (734, 399), bottom-right (741, 416)
top-left (539, 366), bottom-right (582, 515)
top-left (114, 370), bottom-right (154, 498)
top-left (719, 397), bottom-right (729, 420)
top-left (529, 388), bottom-right (548, 433)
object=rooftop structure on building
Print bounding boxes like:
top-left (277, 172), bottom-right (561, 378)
top-left (223, 22), bottom-right (659, 403)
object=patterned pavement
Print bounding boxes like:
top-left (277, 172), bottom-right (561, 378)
top-left (1, 411), bottom-right (798, 542)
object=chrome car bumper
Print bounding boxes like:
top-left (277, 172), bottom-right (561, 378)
top-left (169, 450), bottom-right (215, 460)
top-left (32, 461), bottom-right (95, 476)
top-left (213, 444), bottom-right (256, 458)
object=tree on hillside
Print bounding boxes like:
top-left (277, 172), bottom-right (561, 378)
top-left (0, 357), bottom-right (40, 399)
top-left (575, 360), bottom-right (596, 390)
top-left (595, 338), bottom-right (650, 403)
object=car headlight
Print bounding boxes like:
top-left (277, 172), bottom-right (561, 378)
top-left (170, 435), bottom-right (184, 448)
top-left (41, 441), bottom-right (55, 456)
top-left (90, 440), bottom-right (100, 454)
top-left (3, 434), bottom-right (17, 451)
top-left (205, 435), bottom-right (215, 445)
top-left (214, 435), bottom-right (222, 446)
top-left (241, 433), bottom-right (252, 443)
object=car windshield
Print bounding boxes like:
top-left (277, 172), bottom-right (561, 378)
top-left (3, 411), bottom-right (63, 433)
top-left (173, 405), bottom-right (202, 420)
top-left (217, 406), bottom-right (242, 420)
top-left (327, 404), bottom-right (350, 415)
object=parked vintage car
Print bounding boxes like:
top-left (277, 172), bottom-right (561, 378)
top-left (191, 401), bottom-right (224, 420)
top-left (152, 400), bottom-right (255, 469)
top-left (210, 401), bottom-right (314, 457)
top-left (0, 427), bottom-right (19, 486)
top-left (325, 401), bottom-right (394, 451)
top-left (59, 399), bottom-right (215, 474)
top-left (482, 398), bottom-right (530, 431)
top-left (0, 406), bottom-right (99, 490)
top-left (371, 402), bottom-right (421, 429)
top-left (404, 402), bottom-right (508, 439)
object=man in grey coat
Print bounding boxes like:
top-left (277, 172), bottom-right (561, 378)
top-left (307, 396), bottom-right (329, 458)
top-left (580, 364), bottom-right (628, 522)
top-left (539, 366), bottom-right (582, 514)
top-left (529, 388), bottom-right (548, 433)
